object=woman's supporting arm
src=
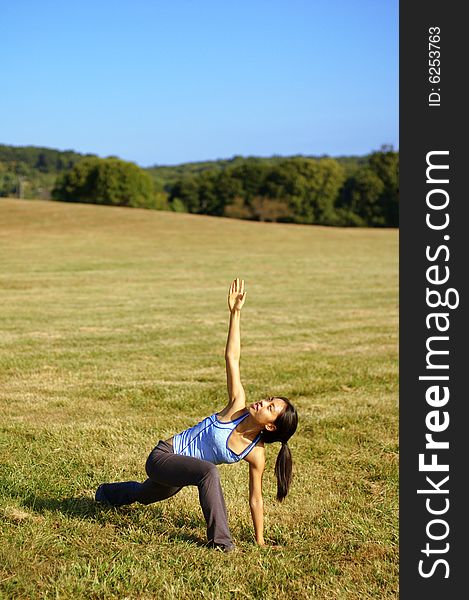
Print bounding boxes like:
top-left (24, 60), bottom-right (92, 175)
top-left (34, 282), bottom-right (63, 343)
top-left (248, 449), bottom-right (266, 545)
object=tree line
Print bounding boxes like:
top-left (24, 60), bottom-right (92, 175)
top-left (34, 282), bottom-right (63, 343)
top-left (168, 148), bottom-right (398, 226)
top-left (1, 143), bottom-right (398, 227)
top-left (0, 144), bottom-right (97, 200)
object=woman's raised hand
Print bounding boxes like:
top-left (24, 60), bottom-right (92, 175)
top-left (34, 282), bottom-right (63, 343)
top-left (228, 278), bottom-right (247, 313)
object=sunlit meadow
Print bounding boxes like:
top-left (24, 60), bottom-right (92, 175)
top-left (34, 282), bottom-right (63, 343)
top-left (0, 199), bottom-right (398, 599)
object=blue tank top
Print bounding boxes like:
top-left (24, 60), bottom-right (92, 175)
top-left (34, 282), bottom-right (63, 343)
top-left (172, 412), bottom-right (261, 465)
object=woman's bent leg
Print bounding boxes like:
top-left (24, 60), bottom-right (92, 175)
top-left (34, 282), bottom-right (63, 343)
top-left (96, 479), bottom-right (180, 507)
top-left (146, 447), bottom-right (234, 550)
top-left (96, 440), bottom-right (234, 549)
top-left (95, 441), bottom-right (182, 507)
top-left (196, 463), bottom-right (232, 550)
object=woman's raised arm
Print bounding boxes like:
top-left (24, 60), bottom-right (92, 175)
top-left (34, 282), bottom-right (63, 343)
top-left (222, 278), bottom-right (247, 415)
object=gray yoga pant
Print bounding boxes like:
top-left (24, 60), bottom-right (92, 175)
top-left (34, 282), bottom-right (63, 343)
top-left (98, 440), bottom-right (233, 549)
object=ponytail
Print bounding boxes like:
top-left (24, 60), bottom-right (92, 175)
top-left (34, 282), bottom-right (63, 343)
top-left (260, 396), bottom-right (298, 502)
top-left (275, 442), bottom-right (293, 502)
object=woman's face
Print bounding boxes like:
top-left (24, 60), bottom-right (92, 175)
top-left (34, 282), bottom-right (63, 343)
top-left (249, 397), bottom-right (287, 431)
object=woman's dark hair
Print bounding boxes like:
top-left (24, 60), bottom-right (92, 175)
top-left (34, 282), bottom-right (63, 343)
top-left (261, 396), bottom-right (298, 502)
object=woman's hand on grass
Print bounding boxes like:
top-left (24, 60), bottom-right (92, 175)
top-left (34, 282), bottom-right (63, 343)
top-left (228, 278), bottom-right (247, 313)
top-left (257, 541), bottom-right (282, 550)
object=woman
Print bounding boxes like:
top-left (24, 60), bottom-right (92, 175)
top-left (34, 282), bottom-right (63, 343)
top-left (95, 278), bottom-right (298, 552)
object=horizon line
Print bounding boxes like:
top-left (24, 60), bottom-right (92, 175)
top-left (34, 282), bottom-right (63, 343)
top-left (0, 141), bottom-right (399, 169)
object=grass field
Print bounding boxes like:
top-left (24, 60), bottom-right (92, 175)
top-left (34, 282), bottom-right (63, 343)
top-left (0, 198), bottom-right (398, 599)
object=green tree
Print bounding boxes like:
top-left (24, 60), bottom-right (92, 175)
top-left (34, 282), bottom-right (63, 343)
top-left (196, 171), bottom-right (221, 215)
top-left (0, 163), bottom-right (18, 197)
top-left (52, 158), bottom-right (157, 208)
top-left (338, 168), bottom-right (386, 226)
top-left (214, 170), bottom-right (244, 206)
top-left (169, 175), bottom-right (199, 212)
top-left (338, 147), bottom-right (399, 227)
top-left (368, 146), bottom-right (399, 226)
top-left (267, 158), bottom-right (345, 224)
top-left (228, 160), bottom-right (269, 201)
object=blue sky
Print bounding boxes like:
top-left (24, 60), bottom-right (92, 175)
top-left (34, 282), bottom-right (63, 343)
top-left (2, 0), bottom-right (398, 166)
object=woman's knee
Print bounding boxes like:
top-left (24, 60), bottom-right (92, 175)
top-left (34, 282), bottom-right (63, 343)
top-left (200, 462), bottom-right (220, 483)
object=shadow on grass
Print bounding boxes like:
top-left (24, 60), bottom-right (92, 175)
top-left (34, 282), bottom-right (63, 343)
top-left (21, 494), bottom-right (208, 548)
top-left (23, 495), bottom-right (100, 518)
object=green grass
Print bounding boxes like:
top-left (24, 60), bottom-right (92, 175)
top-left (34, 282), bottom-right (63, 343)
top-left (0, 198), bottom-right (398, 599)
